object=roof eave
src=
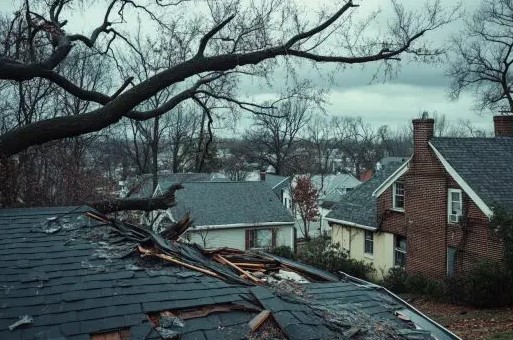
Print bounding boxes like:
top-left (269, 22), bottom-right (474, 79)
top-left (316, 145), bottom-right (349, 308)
top-left (190, 221), bottom-right (295, 230)
top-left (428, 142), bottom-right (493, 217)
top-left (325, 217), bottom-right (376, 231)
top-left (372, 157), bottom-right (411, 197)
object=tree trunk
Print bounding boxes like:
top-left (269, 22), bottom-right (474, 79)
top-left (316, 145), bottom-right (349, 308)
top-left (89, 184), bottom-right (183, 214)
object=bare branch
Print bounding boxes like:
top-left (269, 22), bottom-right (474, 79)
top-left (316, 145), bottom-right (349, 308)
top-left (196, 15), bottom-right (235, 58)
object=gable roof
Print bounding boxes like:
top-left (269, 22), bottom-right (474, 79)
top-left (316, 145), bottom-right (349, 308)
top-left (263, 174), bottom-right (289, 189)
top-left (170, 181), bottom-right (294, 227)
top-left (0, 206), bottom-right (459, 339)
top-left (326, 163), bottom-right (406, 229)
top-left (311, 173), bottom-right (361, 203)
top-left (430, 137), bottom-right (513, 214)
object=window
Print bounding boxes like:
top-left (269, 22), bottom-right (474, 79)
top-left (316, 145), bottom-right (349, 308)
top-left (393, 181), bottom-right (405, 210)
top-left (394, 235), bottom-right (407, 267)
top-left (448, 189), bottom-right (463, 223)
top-left (246, 229), bottom-right (276, 249)
top-left (364, 230), bottom-right (374, 255)
top-left (447, 247), bottom-right (457, 276)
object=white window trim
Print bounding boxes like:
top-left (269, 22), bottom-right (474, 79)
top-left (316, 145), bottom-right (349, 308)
top-left (447, 188), bottom-right (463, 224)
top-left (392, 181), bottom-right (405, 212)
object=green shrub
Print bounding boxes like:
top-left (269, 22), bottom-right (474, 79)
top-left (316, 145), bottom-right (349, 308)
top-left (382, 261), bottom-right (513, 307)
top-left (382, 267), bottom-right (409, 293)
top-left (294, 238), bottom-right (375, 281)
top-left (457, 261), bottom-right (513, 307)
top-left (268, 245), bottom-right (296, 260)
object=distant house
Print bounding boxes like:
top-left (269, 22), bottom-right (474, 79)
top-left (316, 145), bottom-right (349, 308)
top-left (170, 181), bottom-right (295, 250)
top-left (290, 173), bottom-right (361, 236)
top-left (328, 115), bottom-right (512, 279)
top-left (125, 174), bottom-right (295, 251)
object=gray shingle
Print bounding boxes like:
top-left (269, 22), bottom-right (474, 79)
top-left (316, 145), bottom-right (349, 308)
top-left (327, 162), bottom-right (405, 228)
top-left (0, 206), bottom-right (455, 340)
top-left (171, 181), bottom-right (294, 226)
top-left (430, 137), bottom-right (513, 212)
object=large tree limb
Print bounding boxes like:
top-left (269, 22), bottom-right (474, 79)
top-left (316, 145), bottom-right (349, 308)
top-left (0, 2), bottom-right (439, 157)
top-left (88, 184), bottom-right (183, 214)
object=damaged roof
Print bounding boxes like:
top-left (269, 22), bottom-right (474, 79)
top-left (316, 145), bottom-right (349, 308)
top-left (171, 181), bottom-right (294, 227)
top-left (0, 207), bottom-right (458, 339)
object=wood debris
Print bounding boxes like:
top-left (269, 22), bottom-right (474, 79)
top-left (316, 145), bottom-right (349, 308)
top-left (248, 310), bottom-right (271, 332)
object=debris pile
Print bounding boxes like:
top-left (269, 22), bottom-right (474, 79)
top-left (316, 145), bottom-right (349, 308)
top-left (86, 211), bottom-right (338, 286)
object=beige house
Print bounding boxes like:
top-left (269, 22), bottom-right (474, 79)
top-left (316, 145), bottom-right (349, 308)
top-left (326, 162), bottom-right (406, 279)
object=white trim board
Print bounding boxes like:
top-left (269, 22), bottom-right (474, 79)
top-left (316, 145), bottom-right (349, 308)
top-left (429, 142), bottom-right (493, 217)
top-left (190, 221), bottom-right (295, 231)
top-left (372, 158), bottom-right (411, 197)
top-left (325, 217), bottom-right (377, 231)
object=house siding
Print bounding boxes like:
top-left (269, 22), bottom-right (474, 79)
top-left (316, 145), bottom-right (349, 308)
top-left (378, 136), bottom-right (503, 279)
top-left (331, 224), bottom-right (395, 279)
top-left (186, 225), bottom-right (294, 250)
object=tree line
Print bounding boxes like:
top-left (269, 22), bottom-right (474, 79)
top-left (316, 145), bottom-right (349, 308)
top-left (0, 0), bottom-right (509, 209)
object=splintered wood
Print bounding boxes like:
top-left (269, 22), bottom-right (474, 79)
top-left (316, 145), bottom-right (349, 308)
top-left (249, 310), bottom-right (271, 332)
top-left (138, 245), bottom-right (221, 279)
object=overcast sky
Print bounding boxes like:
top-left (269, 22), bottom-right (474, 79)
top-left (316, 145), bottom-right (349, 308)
top-left (0, 0), bottom-right (495, 132)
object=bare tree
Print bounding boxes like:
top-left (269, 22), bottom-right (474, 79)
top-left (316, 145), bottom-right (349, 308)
top-left (246, 98), bottom-right (311, 175)
top-left (0, 0), bottom-right (457, 207)
top-left (448, 0), bottom-right (513, 113)
top-left (334, 117), bottom-right (381, 178)
top-left (168, 104), bottom-right (201, 173)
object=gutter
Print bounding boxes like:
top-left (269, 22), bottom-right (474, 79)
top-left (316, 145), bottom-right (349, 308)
top-left (190, 221), bottom-right (295, 231)
top-left (338, 271), bottom-right (461, 340)
top-left (325, 217), bottom-right (377, 231)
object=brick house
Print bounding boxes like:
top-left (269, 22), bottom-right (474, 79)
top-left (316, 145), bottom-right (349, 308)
top-left (329, 115), bottom-right (513, 279)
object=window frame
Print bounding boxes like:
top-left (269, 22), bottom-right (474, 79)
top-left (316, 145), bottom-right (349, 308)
top-left (246, 228), bottom-right (277, 250)
top-left (447, 188), bottom-right (463, 224)
top-left (392, 181), bottom-right (405, 211)
top-left (394, 235), bottom-right (407, 268)
top-left (364, 230), bottom-right (374, 255)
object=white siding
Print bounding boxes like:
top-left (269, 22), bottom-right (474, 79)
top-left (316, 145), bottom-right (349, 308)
top-left (185, 225), bottom-right (294, 250)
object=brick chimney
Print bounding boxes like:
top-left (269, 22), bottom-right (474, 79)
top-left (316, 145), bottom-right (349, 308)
top-left (412, 112), bottom-right (435, 163)
top-left (493, 115), bottom-right (513, 137)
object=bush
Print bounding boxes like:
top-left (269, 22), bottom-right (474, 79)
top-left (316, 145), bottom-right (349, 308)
top-left (269, 245), bottom-right (296, 260)
top-left (382, 267), bottom-right (409, 293)
top-left (294, 237), bottom-right (375, 281)
top-left (454, 261), bottom-right (513, 307)
top-left (382, 261), bottom-right (513, 307)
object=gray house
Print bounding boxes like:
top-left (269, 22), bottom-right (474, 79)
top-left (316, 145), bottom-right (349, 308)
top-left (169, 181), bottom-right (295, 250)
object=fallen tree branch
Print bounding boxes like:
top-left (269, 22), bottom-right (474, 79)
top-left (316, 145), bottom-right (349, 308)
top-left (88, 184), bottom-right (183, 214)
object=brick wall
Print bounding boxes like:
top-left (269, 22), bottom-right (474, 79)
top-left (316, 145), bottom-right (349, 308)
top-left (378, 118), bottom-right (503, 279)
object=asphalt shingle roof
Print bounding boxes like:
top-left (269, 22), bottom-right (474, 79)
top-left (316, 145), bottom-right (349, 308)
top-left (311, 173), bottom-right (361, 203)
top-left (0, 206), bottom-right (456, 339)
top-left (326, 163), bottom-right (405, 228)
top-left (171, 181), bottom-right (294, 226)
top-left (0, 207), bottom-right (253, 340)
top-left (430, 137), bottom-right (513, 212)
